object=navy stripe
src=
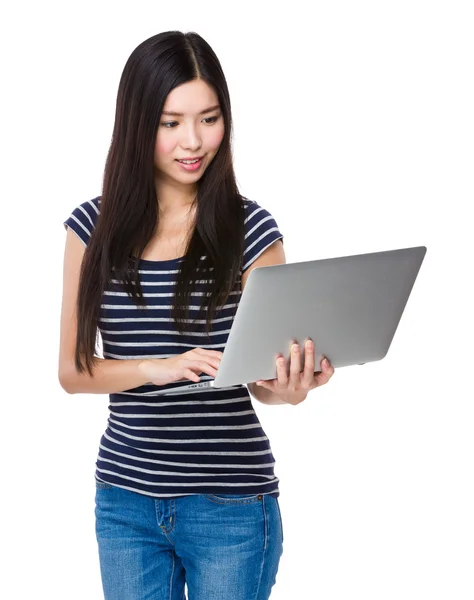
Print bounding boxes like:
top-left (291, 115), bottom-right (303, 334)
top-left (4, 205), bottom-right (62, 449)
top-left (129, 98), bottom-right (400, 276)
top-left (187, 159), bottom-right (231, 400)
top-left (63, 196), bottom-right (284, 499)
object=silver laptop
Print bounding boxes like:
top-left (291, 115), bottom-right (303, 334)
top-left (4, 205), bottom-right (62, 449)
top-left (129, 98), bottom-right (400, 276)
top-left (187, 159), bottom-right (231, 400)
top-left (154, 245), bottom-right (426, 395)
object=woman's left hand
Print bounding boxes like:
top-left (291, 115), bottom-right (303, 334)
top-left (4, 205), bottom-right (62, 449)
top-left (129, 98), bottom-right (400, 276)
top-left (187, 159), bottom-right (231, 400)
top-left (255, 339), bottom-right (335, 405)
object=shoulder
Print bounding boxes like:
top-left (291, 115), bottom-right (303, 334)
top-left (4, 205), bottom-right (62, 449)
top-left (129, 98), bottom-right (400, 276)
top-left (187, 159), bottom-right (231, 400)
top-left (241, 197), bottom-right (284, 273)
top-left (242, 196), bottom-right (277, 222)
top-left (63, 196), bottom-right (101, 247)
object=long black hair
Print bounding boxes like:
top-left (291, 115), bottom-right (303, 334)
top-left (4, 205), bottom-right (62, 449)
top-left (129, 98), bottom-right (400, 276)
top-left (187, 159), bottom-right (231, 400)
top-left (74, 31), bottom-right (245, 377)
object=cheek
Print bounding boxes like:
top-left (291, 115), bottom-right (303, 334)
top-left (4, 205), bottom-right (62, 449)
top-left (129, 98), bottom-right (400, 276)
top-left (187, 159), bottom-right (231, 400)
top-left (156, 136), bottom-right (174, 156)
top-left (207, 124), bottom-right (225, 151)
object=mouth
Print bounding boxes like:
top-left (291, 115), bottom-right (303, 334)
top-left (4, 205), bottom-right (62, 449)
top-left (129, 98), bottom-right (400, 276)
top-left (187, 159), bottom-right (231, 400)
top-left (176, 156), bottom-right (204, 163)
top-left (175, 156), bottom-right (204, 171)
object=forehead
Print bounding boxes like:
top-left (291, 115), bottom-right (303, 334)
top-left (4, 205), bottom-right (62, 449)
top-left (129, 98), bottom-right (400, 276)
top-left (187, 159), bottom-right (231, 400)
top-left (163, 79), bottom-right (219, 114)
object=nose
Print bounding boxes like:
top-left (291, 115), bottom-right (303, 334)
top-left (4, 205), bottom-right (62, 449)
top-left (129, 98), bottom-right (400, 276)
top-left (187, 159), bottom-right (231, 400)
top-left (180, 122), bottom-right (202, 151)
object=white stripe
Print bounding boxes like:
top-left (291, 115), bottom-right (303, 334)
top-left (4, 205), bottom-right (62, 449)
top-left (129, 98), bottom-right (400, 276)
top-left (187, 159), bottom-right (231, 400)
top-left (242, 234), bottom-right (283, 272)
top-left (103, 431), bottom-right (273, 456)
top-left (109, 388), bottom-right (246, 406)
top-left (245, 227), bottom-right (281, 257)
top-left (101, 327), bottom-right (232, 337)
top-left (96, 468), bottom-right (279, 488)
top-left (245, 214), bottom-right (273, 240)
top-left (108, 425), bottom-right (268, 444)
top-left (109, 409), bottom-right (255, 419)
top-left (111, 381), bottom-right (242, 396)
top-left (67, 215), bottom-right (91, 238)
top-left (103, 290), bottom-right (240, 298)
top-left (103, 339), bottom-right (226, 348)
top-left (100, 302), bottom-right (239, 310)
top-left (115, 258), bottom-right (210, 276)
top-left (109, 279), bottom-right (219, 286)
top-left (113, 384), bottom-right (244, 398)
top-left (86, 197), bottom-right (100, 215)
top-left (108, 418), bottom-right (262, 432)
top-left (103, 350), bottom-right (221, 359)
top-left (98, 443), bottom-right (275, 469)
top-left (100, 315), bottom-right (234, 323)
top-left (98, 456), bottom-right (276, 479)
top-left (243, 203), bottom-right (263, 226)
top-left (78, 203), bottom-right (96, 228)
top-left (109, 397), bottom-right (249, 405)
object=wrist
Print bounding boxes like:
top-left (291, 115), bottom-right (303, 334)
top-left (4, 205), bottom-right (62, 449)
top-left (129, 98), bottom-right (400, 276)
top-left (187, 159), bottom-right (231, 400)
top-left (249, 382), bottom-right (286, 405)
top-left (138, 359), bottom-right (153, 385)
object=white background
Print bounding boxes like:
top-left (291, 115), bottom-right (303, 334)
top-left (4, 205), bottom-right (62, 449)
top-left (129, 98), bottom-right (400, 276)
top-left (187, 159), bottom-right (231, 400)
top-left (2, 1), bottom-right (473, 598)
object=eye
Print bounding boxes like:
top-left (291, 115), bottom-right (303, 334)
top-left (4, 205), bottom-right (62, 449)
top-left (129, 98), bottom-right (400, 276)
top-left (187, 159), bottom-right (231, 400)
top-left (203, 116), bottom-right (220, 124)
top-left (161, 115), bottom-right (221, 128)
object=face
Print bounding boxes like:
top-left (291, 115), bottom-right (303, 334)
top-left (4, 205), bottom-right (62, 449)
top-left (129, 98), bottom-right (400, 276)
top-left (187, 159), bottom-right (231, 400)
top-left (154, 79), bottom-right (225, 192)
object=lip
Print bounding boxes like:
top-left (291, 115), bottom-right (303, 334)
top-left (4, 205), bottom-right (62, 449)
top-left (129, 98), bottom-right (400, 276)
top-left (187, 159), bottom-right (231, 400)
top-left (176, 156), bottom-right (204, 172)
top-left (176, 156), bottom-right (204, 161)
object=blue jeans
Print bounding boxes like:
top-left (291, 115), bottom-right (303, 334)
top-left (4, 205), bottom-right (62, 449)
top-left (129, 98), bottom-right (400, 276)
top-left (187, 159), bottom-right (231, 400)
top-left (95, 481), bottom-right (284, 599)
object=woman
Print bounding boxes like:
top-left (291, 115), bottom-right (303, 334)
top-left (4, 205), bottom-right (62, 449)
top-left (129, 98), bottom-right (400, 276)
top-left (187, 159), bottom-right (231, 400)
top-left (59, 30), bottom-right (334, 600)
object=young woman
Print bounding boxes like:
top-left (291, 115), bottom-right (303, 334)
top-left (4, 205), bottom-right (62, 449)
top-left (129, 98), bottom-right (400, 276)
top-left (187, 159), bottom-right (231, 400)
top-left (59, 30), bottom-right (334, 600)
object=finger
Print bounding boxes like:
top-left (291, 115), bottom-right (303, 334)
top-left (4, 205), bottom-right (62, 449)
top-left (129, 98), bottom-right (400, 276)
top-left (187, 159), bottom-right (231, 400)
top-left (195, 348), bottom-right (223, 359)
top-left (302, 339), bottom-right (315, 386)
top-left (289, 343), bottom-right (302, 387)
top-left (184, 369), bottom-right (201, 382)
top-left (192, 356), bottom-right (220, 369)
top-left (322, 357), bottom-right (334, 377)
top-left (314, 357), bottom-right (334, 386)
top-left (190, 360), bottom-right (218, 377)
top-left (276, 354), bottom-right (288, 386)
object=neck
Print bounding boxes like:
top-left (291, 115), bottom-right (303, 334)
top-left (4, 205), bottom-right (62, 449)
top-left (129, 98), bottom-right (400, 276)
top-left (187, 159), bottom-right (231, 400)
top-left (155, 176), bottom-right (198, 215)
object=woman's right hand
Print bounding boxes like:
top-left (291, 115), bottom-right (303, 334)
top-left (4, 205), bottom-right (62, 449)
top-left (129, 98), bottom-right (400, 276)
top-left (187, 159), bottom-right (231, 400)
top-left (138, 348), bottom-right (223, 387)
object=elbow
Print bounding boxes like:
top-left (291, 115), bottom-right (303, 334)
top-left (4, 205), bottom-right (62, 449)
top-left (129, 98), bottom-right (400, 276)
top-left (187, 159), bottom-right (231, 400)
top-left (247, 382), bottom-right (256, 399)
top-left (247, 382), bottom-right (265, 403)
top-left (58, 365), bottom-right (77, 394)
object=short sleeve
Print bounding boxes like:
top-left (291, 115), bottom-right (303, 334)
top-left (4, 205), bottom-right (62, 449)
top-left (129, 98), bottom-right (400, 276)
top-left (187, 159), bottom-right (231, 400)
top-left (63, 196), bottom-right (101, 247)
top-left (242, 199), bottom-right (284, 274)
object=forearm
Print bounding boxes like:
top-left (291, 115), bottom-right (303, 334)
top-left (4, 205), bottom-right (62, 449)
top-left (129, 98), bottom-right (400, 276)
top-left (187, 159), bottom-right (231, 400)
top-left (60, 357), bottom-right (151, 395)
top-left (247, 382), bottom-right (287, 405)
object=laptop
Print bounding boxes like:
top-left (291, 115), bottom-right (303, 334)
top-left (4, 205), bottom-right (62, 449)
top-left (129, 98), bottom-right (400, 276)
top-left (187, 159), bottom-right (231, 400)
top-left (153, 245), bottom-right (427, 395)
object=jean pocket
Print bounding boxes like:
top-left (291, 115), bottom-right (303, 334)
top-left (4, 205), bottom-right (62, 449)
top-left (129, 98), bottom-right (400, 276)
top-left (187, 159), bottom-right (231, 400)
top-left (95, 479), bottom-right (114, 490)
top-left (203, 493), bottom-right (263, 505)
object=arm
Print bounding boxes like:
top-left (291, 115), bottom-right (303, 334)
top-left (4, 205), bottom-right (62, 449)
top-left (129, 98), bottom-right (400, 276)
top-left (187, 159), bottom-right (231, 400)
top-left (247, 381), bottom-right (286, 405)
top-left (60, 356), bottom-right (152, 395)
top-left (58, 227), bottom-right (152, 395)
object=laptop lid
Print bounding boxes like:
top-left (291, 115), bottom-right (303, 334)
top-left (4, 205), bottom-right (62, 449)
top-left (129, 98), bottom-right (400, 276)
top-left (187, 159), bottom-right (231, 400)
top-left (210, 245), bottom-right (427, 389)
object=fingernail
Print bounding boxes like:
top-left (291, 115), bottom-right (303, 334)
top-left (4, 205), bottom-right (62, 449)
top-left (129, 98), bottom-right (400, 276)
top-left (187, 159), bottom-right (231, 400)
top-left (323, 358), bottom-right (329, 367)
top-left (306, 340), bottom-right (313, 349)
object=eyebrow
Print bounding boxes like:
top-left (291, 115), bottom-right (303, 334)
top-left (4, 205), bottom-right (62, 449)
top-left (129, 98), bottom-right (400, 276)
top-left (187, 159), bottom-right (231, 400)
top-left (161, 104), bottom-right (221, 117)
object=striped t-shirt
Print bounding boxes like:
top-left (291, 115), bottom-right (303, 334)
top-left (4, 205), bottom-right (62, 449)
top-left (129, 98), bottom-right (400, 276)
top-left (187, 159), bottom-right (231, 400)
top-left (63, 195), bottom-right (284, 498)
